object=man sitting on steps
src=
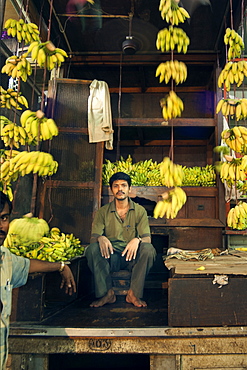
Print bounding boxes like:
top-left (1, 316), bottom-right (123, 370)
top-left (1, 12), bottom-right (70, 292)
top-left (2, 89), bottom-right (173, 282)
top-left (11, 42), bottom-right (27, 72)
top-left (85, 171), bottom-right (156, 308)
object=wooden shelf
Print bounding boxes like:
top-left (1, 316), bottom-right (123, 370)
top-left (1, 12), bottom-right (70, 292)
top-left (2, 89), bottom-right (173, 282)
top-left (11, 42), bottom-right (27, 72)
top-left (113, 118), bottom-right (215, 127)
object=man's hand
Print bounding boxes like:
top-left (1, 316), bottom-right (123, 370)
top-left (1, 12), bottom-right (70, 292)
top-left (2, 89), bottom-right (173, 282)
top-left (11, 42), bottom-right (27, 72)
top-left (98, 235), bottom-right (114, 258)
top-left (60, 265), bottom-right (77, 295)
top-left (122, 238), bottom-right (140, 261)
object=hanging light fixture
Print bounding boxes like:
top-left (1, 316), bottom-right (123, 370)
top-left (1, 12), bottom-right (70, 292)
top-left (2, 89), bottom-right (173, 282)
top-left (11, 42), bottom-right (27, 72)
top-left (122, 12), bottom-right (138, 54)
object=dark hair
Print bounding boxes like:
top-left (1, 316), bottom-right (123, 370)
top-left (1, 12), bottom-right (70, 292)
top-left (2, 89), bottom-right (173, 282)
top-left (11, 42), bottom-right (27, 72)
top-left (109, 172), bottom-right (131, 188)
top-left (0, 191), bottom-right (12, 214)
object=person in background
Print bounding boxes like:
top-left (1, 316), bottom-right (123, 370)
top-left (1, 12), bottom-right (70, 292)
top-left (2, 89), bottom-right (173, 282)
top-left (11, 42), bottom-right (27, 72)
top-left (0, 191), bottom-right (76, 370)
top-left (85, 172), bottom-right (156, 308)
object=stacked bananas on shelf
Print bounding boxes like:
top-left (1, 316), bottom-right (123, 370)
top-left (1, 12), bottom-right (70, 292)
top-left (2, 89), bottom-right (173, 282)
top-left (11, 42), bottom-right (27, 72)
top-left (160, 90), bottom-right (184, 120)
top-left (224, 28), bottom-right (245, 60)
top-left (217, 60), bottom-right (247, 91)
top-left (1, 54), bottom-right (32, 82)
top-left (4, 226), bottom-right (84, 262)
top-left (156, 26), bottom-right (190, 53)
top-left (20, 109), bottom-right (59, 145)
top-left (4, 18), bottom-right (40, 44)
top-left (156, 60), bottom-right (187, 84)
top-left (160, 156), bottom-right (184, 187)
top-left (216, 98), bottom-right (247, 120)
top-left (102, 156), bottom-right (216, 187)
top-left (182, 165), bottom-right (216, 187)
top-left (27, 41), bottom-right (68, 70)
top-left (0, 86), bottom-right (29, 110)
top-left (227, 202), bottom-right (247, 230)
top-left (159, 0), bottom-right (190, 25)
top-left (221, 126), bottom-right (247, 153)
top-left (153, 186), bottom-right (187, 219)
top-left (0, 118), bottom-right (27, 148)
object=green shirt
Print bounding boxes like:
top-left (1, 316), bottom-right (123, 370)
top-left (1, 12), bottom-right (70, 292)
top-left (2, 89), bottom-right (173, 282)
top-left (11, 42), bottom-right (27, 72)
top-left (90, 198), bottom-right (151, 252)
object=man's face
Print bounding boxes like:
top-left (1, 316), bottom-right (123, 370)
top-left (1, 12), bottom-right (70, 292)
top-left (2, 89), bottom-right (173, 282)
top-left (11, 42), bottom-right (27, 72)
top-left (111, 180), bottom-right (131, 201)
top-left (0, 202), bottom-right (10, 246)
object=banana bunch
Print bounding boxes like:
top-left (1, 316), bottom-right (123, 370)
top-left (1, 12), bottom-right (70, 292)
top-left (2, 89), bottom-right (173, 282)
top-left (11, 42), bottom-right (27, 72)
top-left (1, 54), bottom-right (32, 82)
top-left (160, 156), bottom-right (184, 187)
top-left (217, 60), bottom-right (247, 91)
top-left (156, 60), bottom-right (187, 85)
top-left (160, 90), bottom-right (184, 120)
top-left (219, 156), bottom-right (247, 184)
top-left (216, 98), bottom-right (247, 121)
top-left (146, 169), bottom-right (163, 186)
top-left (0, 120), bottom-right (27, 148)
top-left (20, 109), bottom-right (59, 145)
top-left (9, 150), bottom-right (59, 178)
top-left (0, 159), bottom-right (19, 184)
top-left (0, 182), bottom-right (13, 201)
top-left (156, 26), bottom-right (190, 53)
top-left (224, 28), bottom-right (245, 60)
top-left (153, 186), bottom-right (187, 219)
top-left (0, 86), bottom-right (29, 110)
top-left (227, 202), bottom-right (247, 230)
top-left (182, 165), bottom-right (216, 187)
top-left (5, 227), bottom-right (84, 262)
top-left (159, 0), bottom-right (190, 25)
top-left (27, 41), bottom-right (68, 70)
top-left (221, 126), bottom-right (247, 153)
top-left (4, 18), bottom-right (40, 44)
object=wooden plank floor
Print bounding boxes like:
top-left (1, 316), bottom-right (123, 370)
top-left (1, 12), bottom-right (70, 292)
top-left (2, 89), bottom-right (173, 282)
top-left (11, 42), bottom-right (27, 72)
top-left (40, 288), bottom-right (168, 328)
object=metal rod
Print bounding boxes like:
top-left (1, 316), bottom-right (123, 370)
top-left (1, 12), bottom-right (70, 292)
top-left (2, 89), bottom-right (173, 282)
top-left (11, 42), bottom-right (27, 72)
top-left (57, 13), bottom-right (129, 18)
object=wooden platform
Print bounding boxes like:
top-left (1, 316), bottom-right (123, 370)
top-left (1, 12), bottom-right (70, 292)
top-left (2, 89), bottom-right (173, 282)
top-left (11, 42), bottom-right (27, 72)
top-left (165, 251), bottom-right (247, 327)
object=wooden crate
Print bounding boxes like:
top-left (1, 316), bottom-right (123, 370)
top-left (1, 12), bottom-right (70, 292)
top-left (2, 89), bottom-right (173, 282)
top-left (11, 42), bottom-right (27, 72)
top-left (166, 253), bottom-right (247, 327)
top-left (10, 257), bottom-right (89, 322)
top-left (168, 276), bottom-right (247, 327)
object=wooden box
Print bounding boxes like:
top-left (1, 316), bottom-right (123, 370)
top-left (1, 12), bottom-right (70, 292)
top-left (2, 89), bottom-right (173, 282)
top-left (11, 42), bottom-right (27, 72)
top-left (166, 252), bottom-right (247, 327)
top-left (168, 276), bottom-right (247, 327)
top-left (10, 256), bottom-right (89, 322)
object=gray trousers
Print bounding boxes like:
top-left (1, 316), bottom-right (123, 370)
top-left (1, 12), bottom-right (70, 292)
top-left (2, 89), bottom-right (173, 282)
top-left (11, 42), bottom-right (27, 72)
top-left (85, 242), bottom-right (156, 298)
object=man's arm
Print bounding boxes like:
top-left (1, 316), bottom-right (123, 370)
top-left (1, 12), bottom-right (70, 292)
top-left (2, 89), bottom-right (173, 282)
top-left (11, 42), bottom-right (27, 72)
top-left (29, 259), bottom-right (76, 295)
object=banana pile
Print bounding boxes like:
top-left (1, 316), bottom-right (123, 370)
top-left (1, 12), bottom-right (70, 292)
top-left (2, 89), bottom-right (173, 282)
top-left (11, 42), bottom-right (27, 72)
top-left (216, 98), bottom-right (247, 120)
top-left (20, 109), bottom-right (59, 144)
top-left (153, 186), bottom-right (187, 219)
top-left (0, 150), bottom-right (58, 183)
top-left (160, 156), bottom-right (184, 187)
top-left (224, 28), bottom-right (245, 60)
top-left (159, 0), bottom-right (190, 25)
top-left (0, 118), bottom-right (27, 148)
top-left (1, 54), bottom-right (32, 82)
top-left (221, 126), bottom-right (247, 153)
top-left (102, 156), bottom-right (216, 187)
top-left (227, 202), bottom-right (247, 230)
top-left (0, 87), bottom-right (29, 110)
top-left (217, 60), bottom-right (247, 91)
top-left (156, 60), bottom-right (187, 84)
top-left (156, 26), bottom-right (190, 53)
top-left (27, 41), bottom-right (68, 70)
top-left (182, 165), bottom-right (216, 187)
top-left (5, 227), bottom-right (84, 262)
top-left (160, 90), bottom-right (184, 120)
top-left (4, 18), bottom-right (40, 44)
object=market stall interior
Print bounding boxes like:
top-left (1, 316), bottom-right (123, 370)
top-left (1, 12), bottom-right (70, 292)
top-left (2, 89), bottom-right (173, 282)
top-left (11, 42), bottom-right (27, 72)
top-left (1, 0), bottom-right (247, 368)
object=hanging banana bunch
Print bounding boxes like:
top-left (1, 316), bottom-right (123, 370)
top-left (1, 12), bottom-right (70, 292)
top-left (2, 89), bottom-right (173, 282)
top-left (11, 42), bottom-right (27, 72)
top-left (27, 41), bottom-right (68, 70)
top-left (4, 18), bottom-right (40, 44)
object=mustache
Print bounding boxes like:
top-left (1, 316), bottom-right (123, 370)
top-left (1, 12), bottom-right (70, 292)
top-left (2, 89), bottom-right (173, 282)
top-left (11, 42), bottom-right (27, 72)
top-left (0, 230), bottom-right (6, 236)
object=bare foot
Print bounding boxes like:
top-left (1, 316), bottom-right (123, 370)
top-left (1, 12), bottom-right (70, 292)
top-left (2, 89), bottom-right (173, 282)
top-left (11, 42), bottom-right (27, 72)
top-left (90, 289), bottom-right (116, 307)
top-left (126, 289), bottom-right (147, 307)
